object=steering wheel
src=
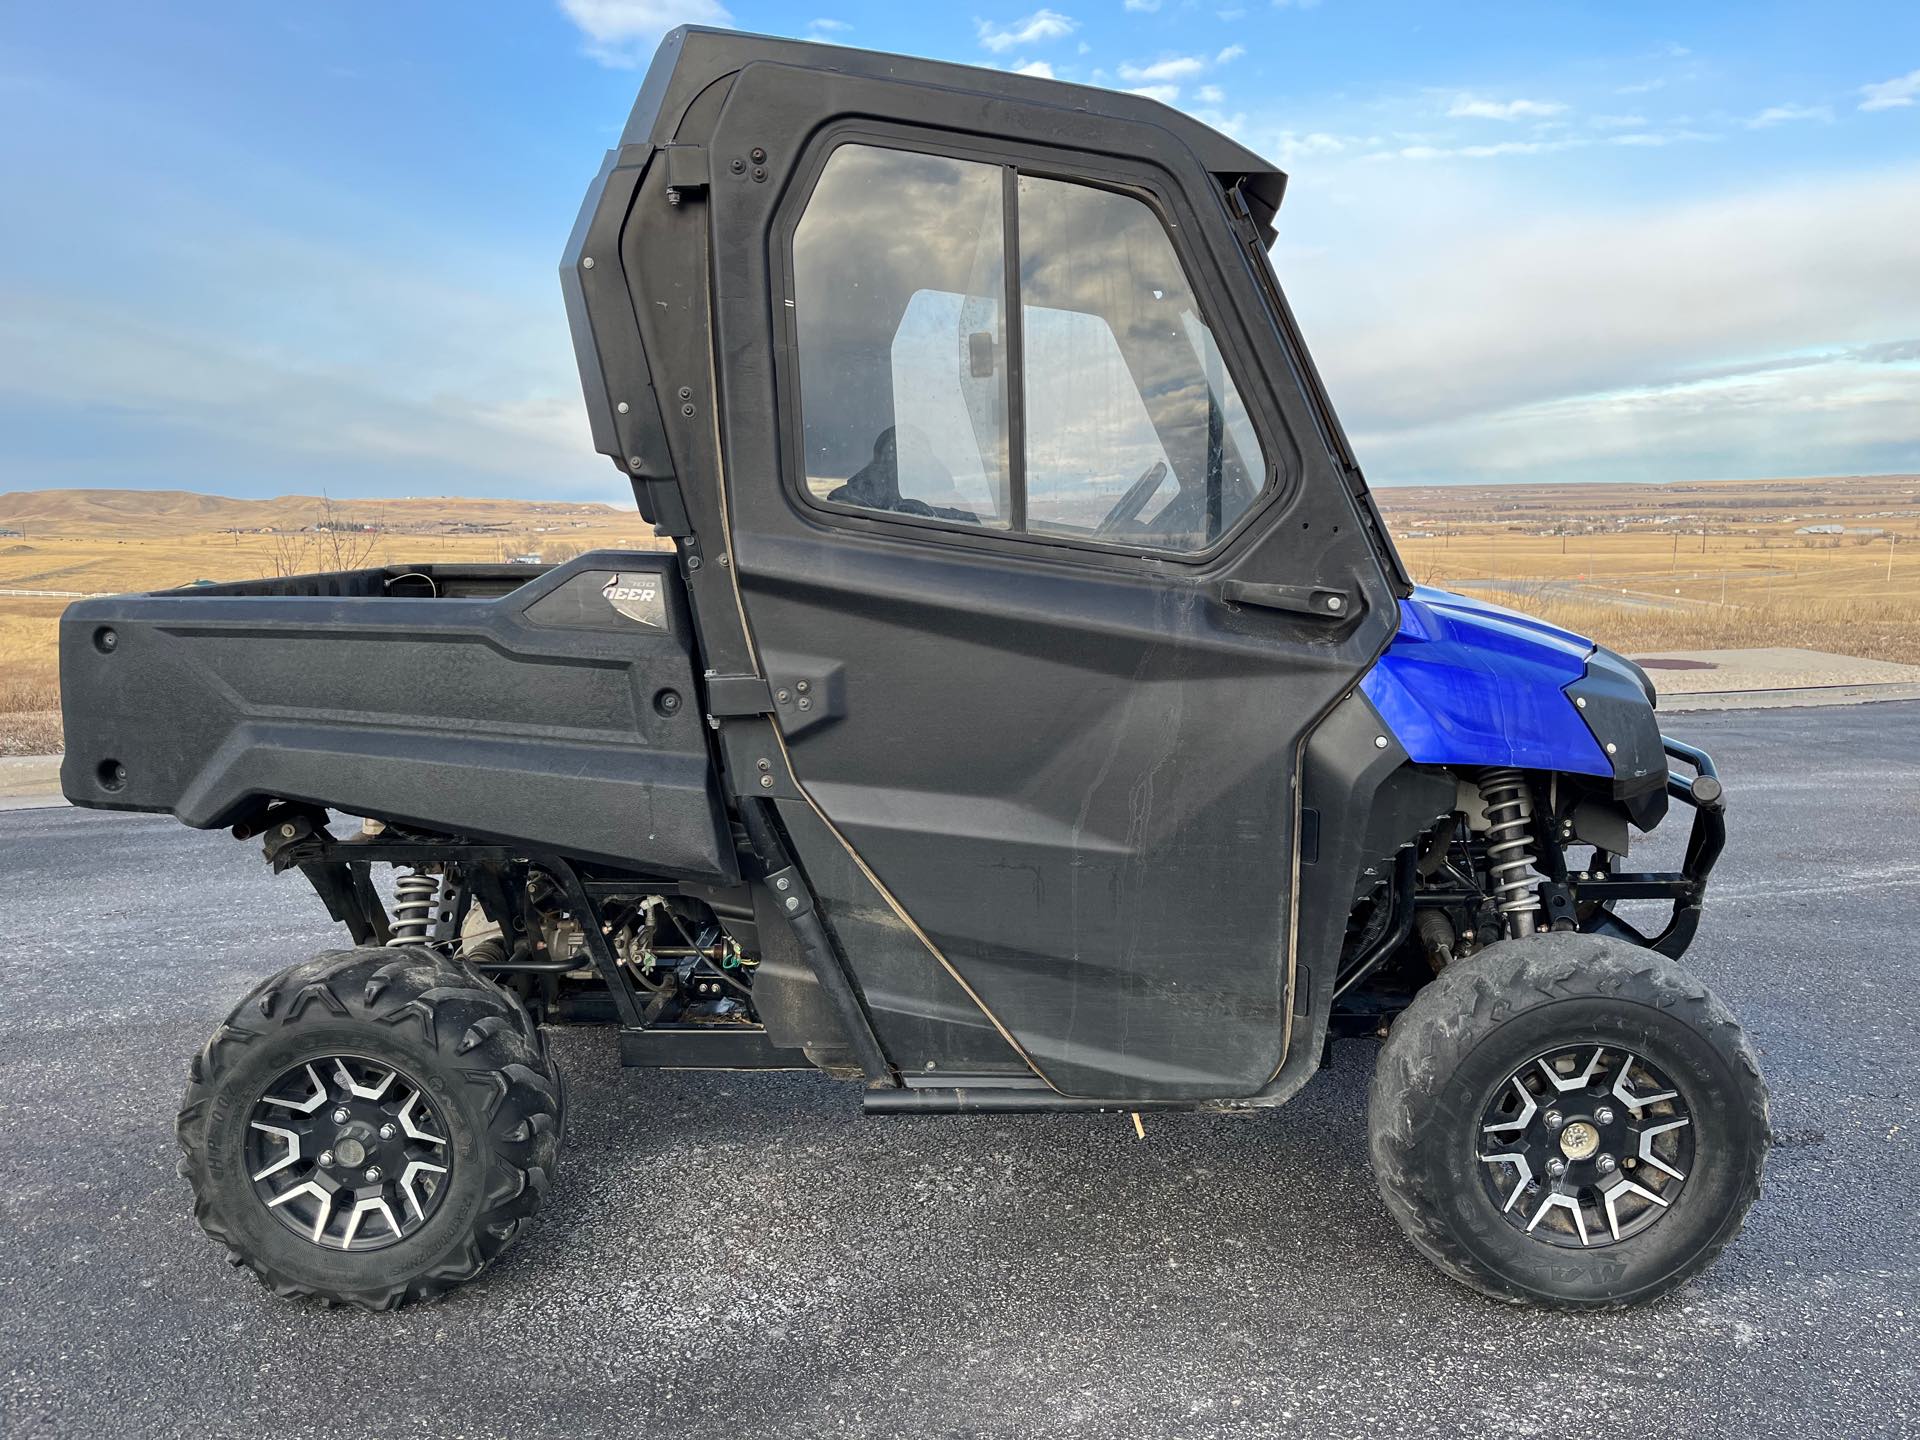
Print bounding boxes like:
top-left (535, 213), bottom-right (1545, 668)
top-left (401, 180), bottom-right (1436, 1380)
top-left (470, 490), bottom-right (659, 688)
top-left (1094, 460), bottom-right (1169, 536)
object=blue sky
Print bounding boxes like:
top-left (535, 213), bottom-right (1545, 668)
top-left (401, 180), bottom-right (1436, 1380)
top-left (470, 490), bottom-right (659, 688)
top-left (1, 1), bottom-right (1916, 500)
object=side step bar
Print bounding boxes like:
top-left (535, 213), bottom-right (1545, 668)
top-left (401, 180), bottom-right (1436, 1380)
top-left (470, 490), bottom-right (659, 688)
top-left (864, 1088), bottom-right (1197, 1116)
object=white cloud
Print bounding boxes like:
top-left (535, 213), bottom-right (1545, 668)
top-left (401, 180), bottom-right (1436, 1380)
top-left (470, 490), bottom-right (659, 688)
top-left (1127, 84), bottom-right (1182, 104)
top-left (1013, 59), bottom-right (1056, 78)
top-left (1352, 354), bottom-right (1920, 488)
top-left (1119, 54), bottom-right (1208, 83)
top-left (0, 265), bottom-right (610, 496)
top-left (977, 9), bottom-right (1077, 53)
top-left (1608, 129), bottom-right (1712, 147)
top-left (1277, 130), bottom-right (1348, 160)
top-left (1216, 44), bottom-right (1246, 64)
top-left (1280, 163), bottom-right (1920, 484)
top-left (1123, 0), bottom-right (1161, 10)
top-left (807, 17), bottom-right (850, 33)
top-left (1190, 108), bottom-right (1248, 138)
top-left (1860, 67), bottom-right (1920, 111)
top-left (1196, 83), bottom-right (1226, 104)
top-left (1382, 138), bottom-right (1582, 161)
top-left (1748, 103), bottom-right (1833, 128)
top-left (557, 0), bottom-right (731, 68)
top-left (1447, 94), bottom-right (1568, 121)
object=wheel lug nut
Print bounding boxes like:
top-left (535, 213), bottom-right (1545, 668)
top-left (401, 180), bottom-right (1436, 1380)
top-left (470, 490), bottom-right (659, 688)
top-left (1546, 1157), bottom-right (1568, 1178)
top-left (331, 1107), bottom-right (350, 1124)
top-left (379, 1123), bottom-right (396, 1140)
top-left (1595, 1106), bottom-right (1616, 1126)
top-left (1543, 1111), bottom-right (1564, 1132)
top-left (365, 1166), bottom-right (382, 1183)
top-left (318, 1150), bottom-right (335, 1167)
top-left (1597, 1154), bottom-right (1617, 1174)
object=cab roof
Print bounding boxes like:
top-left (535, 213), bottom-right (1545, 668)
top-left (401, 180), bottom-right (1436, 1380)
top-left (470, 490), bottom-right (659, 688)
top-left (624, 26), bottom-right (1289, 230)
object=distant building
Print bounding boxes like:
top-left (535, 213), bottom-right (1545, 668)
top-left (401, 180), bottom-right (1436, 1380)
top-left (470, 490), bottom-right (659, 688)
top-left (0, 526), bottom-right (21, 538)
top-left (1795, 524), bottom-right (1845, 535)
top-left (507, 553), bottom-right (545, 565)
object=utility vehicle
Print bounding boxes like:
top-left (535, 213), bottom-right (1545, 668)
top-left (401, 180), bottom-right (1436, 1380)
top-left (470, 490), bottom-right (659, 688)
top-left (60, 28), bottom-right (1767, 1311)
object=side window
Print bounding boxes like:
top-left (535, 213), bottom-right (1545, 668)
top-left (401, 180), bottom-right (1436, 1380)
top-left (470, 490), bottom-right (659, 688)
top-left (789, 145), bottom-right (1268, 552)
top-left (791, 147), bottom-right (1011, 529)
top-left (1019, 175), bottom-right (1264, 550)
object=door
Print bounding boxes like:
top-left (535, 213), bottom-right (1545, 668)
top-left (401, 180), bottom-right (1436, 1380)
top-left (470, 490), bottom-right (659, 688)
top-left (705, 66), bottom-right (1398, 1099)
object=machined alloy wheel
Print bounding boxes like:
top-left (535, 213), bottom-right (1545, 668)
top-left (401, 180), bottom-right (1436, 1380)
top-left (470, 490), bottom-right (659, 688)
top-left (1369, 933), bottom-right (1768, 1308)
top-left (1477, 1044), bottom-right (1693, 1248)
top-left (247, 1055), bottom-right (453, 1251)
top-left (177, 946), bottom-right (563, 1310)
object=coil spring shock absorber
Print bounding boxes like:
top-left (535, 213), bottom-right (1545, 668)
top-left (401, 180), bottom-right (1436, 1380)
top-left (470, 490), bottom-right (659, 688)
top-left (1477, 768), bottom-right (1542, 938)
top-left (391, 869), bottom-right (439, 944)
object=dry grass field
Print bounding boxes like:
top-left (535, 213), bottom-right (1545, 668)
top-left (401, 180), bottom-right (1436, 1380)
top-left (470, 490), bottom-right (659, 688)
top-left (1382, 474), bottom-right (1920, 667)
top-left (2, 475), bottom-right (1916, 755)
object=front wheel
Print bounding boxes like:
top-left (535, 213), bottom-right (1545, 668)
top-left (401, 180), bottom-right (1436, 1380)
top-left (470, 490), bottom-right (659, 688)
top-left (1368, 933), bottom-right (1769, 1308)
top-left (176, 946), bottom-right (564, 1310)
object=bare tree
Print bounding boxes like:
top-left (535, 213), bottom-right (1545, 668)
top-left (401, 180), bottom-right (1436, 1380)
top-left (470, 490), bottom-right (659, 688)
top-left (264, 495), bottom-right (382, 577)
top-left (313, 493), bottom-right (380, 571)
top-left (266, 529), bottom-right (314, 578)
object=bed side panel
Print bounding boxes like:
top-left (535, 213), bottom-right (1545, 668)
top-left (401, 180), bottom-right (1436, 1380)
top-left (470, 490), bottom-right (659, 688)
top-left (58, 553), bottom-right (734, 882)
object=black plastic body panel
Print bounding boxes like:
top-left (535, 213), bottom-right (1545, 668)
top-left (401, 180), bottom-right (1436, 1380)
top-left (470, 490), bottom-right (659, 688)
top-left (1568, 646), bottom-right (1670, 829)
top-left (59, 553), bottom-right (736, 882)
top-left (1240, 690), bottom-right (1455, 1106)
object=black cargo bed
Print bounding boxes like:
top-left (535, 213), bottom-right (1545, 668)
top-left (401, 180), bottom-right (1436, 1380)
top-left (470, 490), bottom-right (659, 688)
top-left (59, 552), bottom-right (735, 882)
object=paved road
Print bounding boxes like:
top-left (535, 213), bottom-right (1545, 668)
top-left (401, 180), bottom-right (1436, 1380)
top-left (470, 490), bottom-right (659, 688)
top-left (2, 704), bottom-right (1916, 1438)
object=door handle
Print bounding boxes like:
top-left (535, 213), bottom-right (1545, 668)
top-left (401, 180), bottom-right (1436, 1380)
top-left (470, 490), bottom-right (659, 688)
top-left (1213, 580), bottom-right (1357, 620)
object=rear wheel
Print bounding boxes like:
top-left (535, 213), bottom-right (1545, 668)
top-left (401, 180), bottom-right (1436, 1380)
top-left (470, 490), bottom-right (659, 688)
top-left (176, 946), bottom-right (564, 1309)
top-left (1368, 933), bottom-right (1768, 1308)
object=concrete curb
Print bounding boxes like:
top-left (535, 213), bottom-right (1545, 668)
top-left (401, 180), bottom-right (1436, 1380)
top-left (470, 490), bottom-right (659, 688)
top-left (0, 755), bottom-right (66, 811)
top-left (1659, 683), bottom-right (1920, 714)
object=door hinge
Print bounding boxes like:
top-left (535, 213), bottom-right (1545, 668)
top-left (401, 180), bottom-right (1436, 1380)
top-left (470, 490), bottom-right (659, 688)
top-left (663, 144), bottom-right (709, 205)
top-left (703, 673), bottom-right (773, 717)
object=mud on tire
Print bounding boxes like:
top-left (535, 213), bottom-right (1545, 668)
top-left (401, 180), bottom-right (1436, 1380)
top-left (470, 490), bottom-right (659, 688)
top-left (1367, 933), bottom-right (1769, 1309)
top-left (176, 946), bottom-right (564, 1310)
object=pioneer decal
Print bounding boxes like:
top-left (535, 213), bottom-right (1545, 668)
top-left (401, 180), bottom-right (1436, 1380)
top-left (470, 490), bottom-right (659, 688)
top-left (602, 573), bottom-right (666, 629)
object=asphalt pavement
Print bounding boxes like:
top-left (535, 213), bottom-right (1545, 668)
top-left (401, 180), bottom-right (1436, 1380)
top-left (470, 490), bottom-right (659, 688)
top-left (1, 703), bottom-right (1916, 1438)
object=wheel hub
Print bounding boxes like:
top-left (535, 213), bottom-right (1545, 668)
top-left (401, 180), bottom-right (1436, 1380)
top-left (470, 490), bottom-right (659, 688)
top-left (1558, 1120), bottom-right (1601, 1161)
top-left (333, 1132), bottom-right (370, 1168)
top-left (245, 1055), bottom-right (452, 1251)
top-left (1477, 1044), bottom-right (1694, 1249)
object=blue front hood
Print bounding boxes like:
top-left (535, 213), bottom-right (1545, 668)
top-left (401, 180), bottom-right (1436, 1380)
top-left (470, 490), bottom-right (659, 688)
top-left (1359, 586), bottom-right (1614, 776)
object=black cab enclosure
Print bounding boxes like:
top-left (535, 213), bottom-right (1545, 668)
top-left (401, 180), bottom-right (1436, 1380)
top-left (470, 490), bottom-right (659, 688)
top-left (567, 27), bottom-right (1424, 1103)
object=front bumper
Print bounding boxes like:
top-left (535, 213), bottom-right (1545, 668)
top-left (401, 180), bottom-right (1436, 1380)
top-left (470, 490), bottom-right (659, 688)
top-left (1576, 736), bottom-right (1727, 959)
